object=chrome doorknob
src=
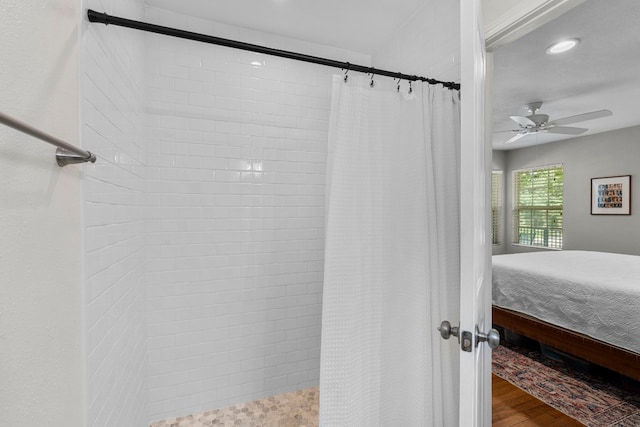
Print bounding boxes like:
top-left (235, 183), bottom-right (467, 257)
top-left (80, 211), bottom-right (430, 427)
top-left (475, 326), bottom-right (500, 349)
top-left (438, 320), bottom-right (459, 341)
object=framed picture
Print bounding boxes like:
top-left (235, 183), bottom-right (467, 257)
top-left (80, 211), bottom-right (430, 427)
top-left (591, 175), bottom-right (632, 215)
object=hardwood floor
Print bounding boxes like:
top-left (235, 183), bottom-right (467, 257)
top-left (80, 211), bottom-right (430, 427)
top-left (492, 375), bottom-right (583, 426)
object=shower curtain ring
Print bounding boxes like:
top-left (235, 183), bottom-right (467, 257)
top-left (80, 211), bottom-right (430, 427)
top-left (409, 81), bottom-right (413, 94)
top-left (369, 72), bottom-right (375, 88)
top-left (343, 63), bottom-right (350, 82)
top-left (396, 78), bottom-right (401, 92)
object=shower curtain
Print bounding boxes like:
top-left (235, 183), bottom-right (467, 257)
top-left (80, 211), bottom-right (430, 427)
top-left (319, 75), bottom-right (461, 426)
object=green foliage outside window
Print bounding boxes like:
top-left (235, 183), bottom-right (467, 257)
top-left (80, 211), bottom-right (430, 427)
top-left (513, 165), bottom-right (563, 249)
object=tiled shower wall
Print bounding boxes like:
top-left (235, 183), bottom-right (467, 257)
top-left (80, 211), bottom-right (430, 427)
top-left (143, 7), bottom-right (370, 421)
top-left (81, 0), bottom-right (148, 425)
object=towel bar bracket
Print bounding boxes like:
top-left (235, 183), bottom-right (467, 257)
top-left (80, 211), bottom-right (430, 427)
top-left (56, 148), bottom-right (97, 167)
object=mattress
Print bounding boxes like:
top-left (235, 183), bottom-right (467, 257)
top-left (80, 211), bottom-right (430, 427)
top-left (492, 250), bottom-right (640, 354)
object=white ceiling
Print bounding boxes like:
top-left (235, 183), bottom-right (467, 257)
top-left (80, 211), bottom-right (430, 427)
top-left (492, 0), bottom-right (640, 150)
top-left (145, 0), bottom-right (423, 55)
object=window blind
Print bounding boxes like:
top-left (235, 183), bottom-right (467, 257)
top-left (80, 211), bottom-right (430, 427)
top-left (512, 164), bottom-right (563, 249)
top-left (491, 171), bottom-right (503, 245)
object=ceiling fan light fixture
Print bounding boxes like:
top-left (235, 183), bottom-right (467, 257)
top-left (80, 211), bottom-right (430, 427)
top-left (546, 38), bottom-right (580, 55)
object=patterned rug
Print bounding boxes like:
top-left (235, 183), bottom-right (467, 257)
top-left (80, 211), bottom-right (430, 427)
top-left (492, 344), bottom-right (640, 426)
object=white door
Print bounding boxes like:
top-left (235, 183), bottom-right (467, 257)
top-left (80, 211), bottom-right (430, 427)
top-left (455, 1), bottom-right (582, 424)
top-left (459, 0), bottom-right (494, 425)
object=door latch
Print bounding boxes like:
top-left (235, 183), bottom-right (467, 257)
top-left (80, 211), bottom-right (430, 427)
top-left (439, 321), bottom-right (493, 352)
top-left (461, 330), bottom-right (473, 352)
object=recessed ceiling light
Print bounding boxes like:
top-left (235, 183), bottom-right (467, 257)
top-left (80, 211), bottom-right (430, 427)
top-left (546, 38), bottom-right (580, 55)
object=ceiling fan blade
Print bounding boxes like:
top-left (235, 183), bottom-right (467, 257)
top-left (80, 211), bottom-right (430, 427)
top-left (510, 115), bottom-right (536, 127)
top-left (493, 129), bottom-right (521, 134)
top-left (549, 109), bottom-right (612, 126)
top-left (505, 133), bottom-right (528, 144)
top-left (546, 126), bottom-right (588, 135)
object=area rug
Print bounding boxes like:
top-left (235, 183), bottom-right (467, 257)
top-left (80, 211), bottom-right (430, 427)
top-left (492, 344), bottom-right (640, 426)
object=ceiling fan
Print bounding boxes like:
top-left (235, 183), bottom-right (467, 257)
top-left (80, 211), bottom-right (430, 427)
top-left (496, 102), bottom-right (612, 144)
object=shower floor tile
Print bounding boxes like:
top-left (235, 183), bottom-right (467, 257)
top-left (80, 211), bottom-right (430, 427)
top-left (149, 387), bottom-right (319, 427)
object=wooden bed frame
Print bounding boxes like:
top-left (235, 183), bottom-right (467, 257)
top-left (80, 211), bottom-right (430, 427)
top-left (493, 305), bottom-right (640, 382)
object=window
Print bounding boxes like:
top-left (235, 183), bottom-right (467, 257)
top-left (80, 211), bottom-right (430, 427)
top-left (491, 171), bottom-right (503, 245)
top-left (512, 165), bottom-right (563, 249)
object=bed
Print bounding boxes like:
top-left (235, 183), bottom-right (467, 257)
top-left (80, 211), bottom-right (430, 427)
top-left (492, 250), bottom-right (640, 381)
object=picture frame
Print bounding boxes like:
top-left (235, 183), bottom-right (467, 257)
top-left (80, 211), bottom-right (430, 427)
top-left (591, 175), bottom-right (631, 215)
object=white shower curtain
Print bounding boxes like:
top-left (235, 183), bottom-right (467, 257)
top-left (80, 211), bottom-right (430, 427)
top-left (319, 75), bottom-right (461, 426)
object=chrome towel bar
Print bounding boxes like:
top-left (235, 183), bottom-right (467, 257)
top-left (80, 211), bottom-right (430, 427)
top-left (0, 110), bottom-right (96, 167)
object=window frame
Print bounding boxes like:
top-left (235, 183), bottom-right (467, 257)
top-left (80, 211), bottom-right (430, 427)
top-left (512, 164), bottom-right (564, 250)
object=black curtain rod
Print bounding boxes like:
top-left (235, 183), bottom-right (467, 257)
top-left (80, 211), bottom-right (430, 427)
top-left (87, 9), bottom-right (460, 91)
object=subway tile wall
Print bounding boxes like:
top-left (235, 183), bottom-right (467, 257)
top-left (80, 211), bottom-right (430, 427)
top-left (77, 1), bottom-right (456, 424)
top-left (143, 7), bottom-right (369, 421)
top-left (82, 0), bottom-right (148, 425)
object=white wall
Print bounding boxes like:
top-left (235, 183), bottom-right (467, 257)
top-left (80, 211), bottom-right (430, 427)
top-left (0, 2), bottom-right (84, 426)
top-left (143, 7), bottom-right (370, 421)
top-left (81, 0), bottom-right (148, 425)
top-left (501, 125), bottom-right (640, 255)
top-left (373, 0), bottom-right (460, 82)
